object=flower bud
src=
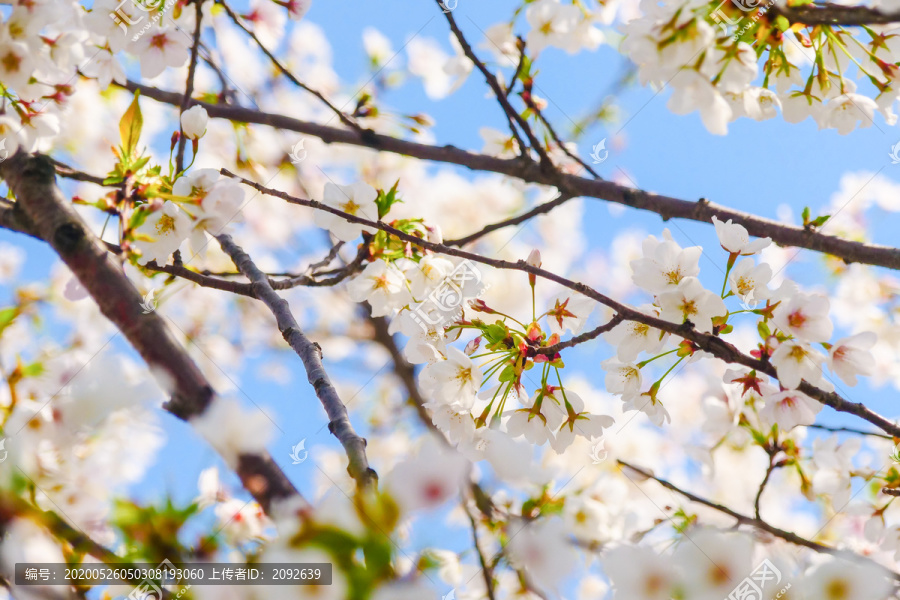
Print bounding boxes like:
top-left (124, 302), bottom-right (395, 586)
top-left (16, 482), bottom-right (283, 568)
top-left (526, 249), bottom-right (541, 287)
top-left (181, 105), bottom-right (209, 140)
top-left (426, 224), bottom-right (443, 245)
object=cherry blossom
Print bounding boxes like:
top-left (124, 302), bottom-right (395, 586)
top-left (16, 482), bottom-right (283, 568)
top-left (132, 201), bottom-right (192, 266)
top-left (770, 340), bottom-right (829, 389)
top-left (631, 230), bottom-right (702, 293)
top-left (801, 558), bottom-right (892, 599)
top-left (811, 435), bottom-right (860, 508)
top-left (657, 277), bottom-right (727, 333)
top-left (419, 347), bottom-right (482, 409)
top-left (505, 518), bottom-right (576, 591)
top-left (601, 358), bottom-right (642, 400)
top-left (603, 306), bottom-right (667, 362)
top-left (314, 181), bottom-right (379, 242)
top-left (181, 105), bottom-right (209, 140)
top-left (759, 389), bottom-right (822, 430)
top-left (346, 260), bottom-right (409, 317)
top-left (772, 292), bottom-right (834, 343)
top-left (603, 545), bottom-right (680, 600)
top-left (545, 291), bottom-right (595, 336)
top-left (828, 331), bottom-right (877, 386)
top-left (133, 27), bottom-right (190, 79)
top-left (385, 437), bottom-right (468, 513)
top-left (728, 257), bottom-right (772, 304)
top-left (817, 93), bottom-right (879, 134)
top-left (712, 216), bottom-right (772, 256)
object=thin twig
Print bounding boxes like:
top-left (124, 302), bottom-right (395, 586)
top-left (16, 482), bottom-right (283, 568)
top-left (535, 314), bottom-right (624, 355)
top-left (436, 2), bottom-right (545, 166)
top-left (618, 459), bottom-right (900, 580)
top-left (216, 0), bottom-right (361, 132)
top-left (176, 0), bottom-right (204, 174)
top-left (216, 233), bottom-right (378, 490)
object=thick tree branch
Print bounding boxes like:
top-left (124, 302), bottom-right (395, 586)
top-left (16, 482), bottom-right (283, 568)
top-left (771, 2), bottom-right (900, 25)
top-left (122, 80), bottom-right (900, 271)
top-left (216, 233), bottom-right (378, 490)
top-left (0, 152), bottom-right (300, 513)
top-left (618, 460), bottom-right (900, 580)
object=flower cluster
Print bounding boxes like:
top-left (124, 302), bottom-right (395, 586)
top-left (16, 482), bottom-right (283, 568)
top-left (620, 0), bottom-right (900, 134)
top-left (601, 216), bottom-right (877, 432)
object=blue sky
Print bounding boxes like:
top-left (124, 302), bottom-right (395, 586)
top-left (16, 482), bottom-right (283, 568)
top-left (2, 0), bottom-right (900, 590)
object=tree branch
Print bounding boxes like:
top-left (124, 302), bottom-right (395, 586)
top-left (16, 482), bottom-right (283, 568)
top-left (175, 0), bottom-right (205, 174)
top-left (215, 0), bottom-right (361, 132)
top-left (0, 152), bottom-right (301, 513)
top-left (770, 2), bottom-right (900, 25)
top-left (436, 1), bottom-right (548, 167)
top-left (218, 171), bottom-right (900, 438)
top-left (216, 233), bottom-right (378, 490)
top-left (618, 460), bottom-right (900, 580)
top-left (122, 80), bottom-right (900, 271)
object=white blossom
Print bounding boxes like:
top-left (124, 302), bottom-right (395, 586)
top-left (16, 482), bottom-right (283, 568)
top-left (419, 347), bottom-right (482, 409)
top-left (772, 292), bottom-right (833, 343)
top-left (181, 105), bottom-right (209, 140)
top-left (346, 260), bottom-right (410, 318)
top-left (132, 201), bottom-right (191, 266)
top-left (630, 230), bottom-right (702, 293)
top-left (759, 389), bottom-right (822, 430)
top-left (385, 437), bottom-right (469, 513)
top-left (314, 182), bottom-right (379, 242)
top-left (657, 277), bottom-right (727, 333)
top-left (712, 216), bottom-right (772, 255)
top-left (828, 331), bottom-right (876, 386)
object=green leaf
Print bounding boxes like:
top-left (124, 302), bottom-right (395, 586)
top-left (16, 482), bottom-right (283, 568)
top-left (119, 91), bottom-right (143, 159)
top-left (810, 214), bottom-right (830, 227)
top-left (20, 361), bottom-right (44, 378)
top-left (374, 179), bottom-right (402, 219)
top-left (0, 307), bottom-right (17, 337)
top-left (801, 206), bottom-right (811, 224)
